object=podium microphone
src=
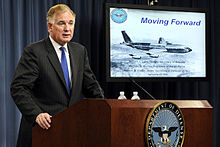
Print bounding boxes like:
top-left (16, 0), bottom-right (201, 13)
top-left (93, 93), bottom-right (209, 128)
top-left (129, 78), bottom-right (156, 100)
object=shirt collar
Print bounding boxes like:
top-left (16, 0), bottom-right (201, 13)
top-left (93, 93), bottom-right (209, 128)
top-left (49, 36), bottom-right (68, 51)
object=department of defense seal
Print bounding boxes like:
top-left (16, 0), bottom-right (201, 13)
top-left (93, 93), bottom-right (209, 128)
top-left (145, 101), bottom-right (185, 147)
top-left (111, 8), bottom-right (127, 23)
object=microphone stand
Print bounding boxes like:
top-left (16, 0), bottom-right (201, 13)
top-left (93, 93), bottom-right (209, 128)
top-left (129, 78), bottom-right (156, 100)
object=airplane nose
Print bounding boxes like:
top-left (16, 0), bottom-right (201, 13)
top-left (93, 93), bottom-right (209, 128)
top-left (185, 47), bottom-right (192, 52)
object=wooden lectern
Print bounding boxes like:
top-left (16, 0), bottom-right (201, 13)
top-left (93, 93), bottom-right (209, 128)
top-left (32, 99), bottom-right (213, 147)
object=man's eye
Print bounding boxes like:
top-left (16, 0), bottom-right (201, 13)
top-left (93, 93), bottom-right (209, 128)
top-left (69, 22), bottom-right (74, 25)
top-left (58, 22), bottom-right (65, 25)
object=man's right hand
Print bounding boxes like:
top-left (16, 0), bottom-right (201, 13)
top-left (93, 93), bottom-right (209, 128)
top-left (36, 113), bottom-right (52, 130)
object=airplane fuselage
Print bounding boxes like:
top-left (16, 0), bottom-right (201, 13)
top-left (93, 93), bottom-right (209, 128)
top-left (121, 30), bottom-right (192, 53)
top-left (124, 42), bottom-right (192, 53)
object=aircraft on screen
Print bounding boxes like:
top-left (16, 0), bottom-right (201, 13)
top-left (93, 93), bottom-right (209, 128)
top-left (121, 31), bottom-right (192, 56)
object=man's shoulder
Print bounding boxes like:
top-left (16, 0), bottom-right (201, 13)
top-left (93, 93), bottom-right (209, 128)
top-left (68, 42), bottom-right (85, 50)
top-left (26, 38), bottom-right (49, 49)
top-left (23, 38), bottom-right (53, 55)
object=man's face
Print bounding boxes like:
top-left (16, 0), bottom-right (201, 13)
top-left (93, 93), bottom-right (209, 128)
top-left (48, 10), bottom-right (75, 46)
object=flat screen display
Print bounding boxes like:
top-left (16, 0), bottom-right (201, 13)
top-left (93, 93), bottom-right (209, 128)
top-left (105, 3), bottom-right (207, 82)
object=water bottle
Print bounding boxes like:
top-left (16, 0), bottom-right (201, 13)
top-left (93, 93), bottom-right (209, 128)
top-left (118, 91), bottom-right (127, 100)
top-left (131, 91), bottom-right (140, 100)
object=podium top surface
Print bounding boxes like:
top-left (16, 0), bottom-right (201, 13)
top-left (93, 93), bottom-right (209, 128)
top-left (85, 99), bottom-right (212, 109)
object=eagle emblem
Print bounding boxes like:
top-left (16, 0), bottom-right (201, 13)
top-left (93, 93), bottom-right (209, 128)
top-left (110, 8), bottom-right (127, 23)
top-left (145, 101), bottom-right (185, 147)
top-left (153, 126), bottom-right (178, 145)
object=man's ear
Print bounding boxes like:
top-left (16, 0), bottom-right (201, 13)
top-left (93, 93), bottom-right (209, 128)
top-left (47, 23), bottom-right (52, 32)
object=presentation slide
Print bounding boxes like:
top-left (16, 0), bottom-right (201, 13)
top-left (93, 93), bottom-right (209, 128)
top-left (109, 7), bottom-right (206, 78)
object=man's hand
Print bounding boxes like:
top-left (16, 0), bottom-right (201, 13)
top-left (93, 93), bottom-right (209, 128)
top-left (36, 113), bottom-right (52, 130)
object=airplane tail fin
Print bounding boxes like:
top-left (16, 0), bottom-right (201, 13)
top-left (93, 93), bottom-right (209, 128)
top-left (158, 37), bottom-right (166, 45)
top-left (158, 37), bottom-right (172, 45)
top-left (121, 31), bottom-right (132, 43)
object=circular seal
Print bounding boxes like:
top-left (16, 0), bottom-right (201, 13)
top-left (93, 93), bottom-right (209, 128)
top-left (145, 101), bottom-right (185, 147)
top-left (110, 8), bottom-right (127, 23)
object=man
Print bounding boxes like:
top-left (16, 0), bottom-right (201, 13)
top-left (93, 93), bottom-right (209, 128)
top-left (10, 4), bottom-right (104, 147)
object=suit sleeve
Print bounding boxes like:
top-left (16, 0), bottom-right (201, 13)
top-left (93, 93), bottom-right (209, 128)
top-left (10, 47), bottom-right (43, 125)
top-left (82, 48), bottom-right (105, 98)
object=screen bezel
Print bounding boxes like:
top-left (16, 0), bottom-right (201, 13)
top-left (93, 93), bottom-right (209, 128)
top-left (105, 3), bottom-right (209, 82)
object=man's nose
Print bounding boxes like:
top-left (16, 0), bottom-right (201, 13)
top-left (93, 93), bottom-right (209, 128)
top-left (64, 24), bottom-right (70, 31)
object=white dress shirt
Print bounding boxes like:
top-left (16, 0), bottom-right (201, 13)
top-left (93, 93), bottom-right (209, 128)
top-left (49, 36), bottom-right (72, 86)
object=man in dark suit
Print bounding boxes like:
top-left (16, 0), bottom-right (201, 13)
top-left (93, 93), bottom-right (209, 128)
top-left (10, 4), bottom-right (104, 147)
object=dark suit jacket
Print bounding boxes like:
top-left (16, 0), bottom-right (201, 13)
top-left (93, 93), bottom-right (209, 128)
top-left (10, 38), bottom-right (104, 147)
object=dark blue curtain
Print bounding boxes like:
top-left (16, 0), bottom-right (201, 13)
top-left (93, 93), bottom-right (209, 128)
top-left (0, 0), bottom-right (219, 146)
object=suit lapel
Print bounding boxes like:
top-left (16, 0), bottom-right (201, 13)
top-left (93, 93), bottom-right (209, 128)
top-left (68, 44), bottom-right (77, 98)
top-left (45, 38), bottom-right (69, 94)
